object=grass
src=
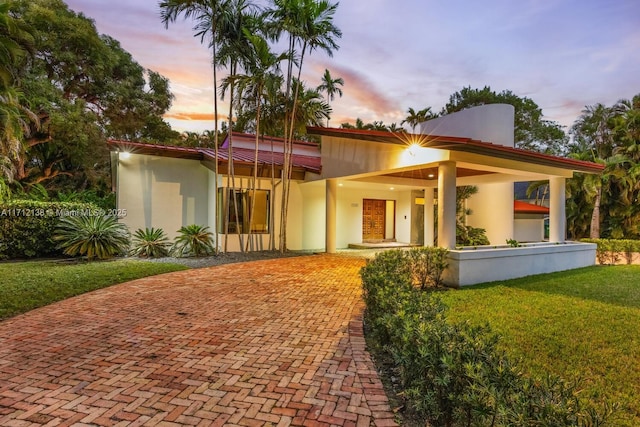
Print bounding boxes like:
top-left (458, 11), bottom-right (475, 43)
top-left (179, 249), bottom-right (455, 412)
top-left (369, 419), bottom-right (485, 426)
top-left (0, 259), bottom-right (188, 320)
top-left (439, 265), bottom-right (640, 426)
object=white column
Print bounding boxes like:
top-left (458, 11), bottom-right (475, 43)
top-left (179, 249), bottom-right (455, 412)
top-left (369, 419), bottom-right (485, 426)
top-left (326, 179), bottom-right (337, 253)
top-left (549, 177), bottom-right (566, 243)
top-left (424, 188), bottom-right (435, 246)
top-left (438, 161), bottom-right (457, 249)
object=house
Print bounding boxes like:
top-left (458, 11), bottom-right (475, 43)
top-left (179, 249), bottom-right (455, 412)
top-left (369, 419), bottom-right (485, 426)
top-left (108, 104), bottom-right (603, 286)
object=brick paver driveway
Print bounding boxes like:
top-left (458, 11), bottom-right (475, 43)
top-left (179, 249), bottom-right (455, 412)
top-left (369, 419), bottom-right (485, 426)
top-left (0, 254), bottom-right (397, 426)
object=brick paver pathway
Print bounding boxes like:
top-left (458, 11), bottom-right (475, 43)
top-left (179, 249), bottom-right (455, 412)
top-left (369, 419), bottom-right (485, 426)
top-left (0, 255), bottom-right (397, 426)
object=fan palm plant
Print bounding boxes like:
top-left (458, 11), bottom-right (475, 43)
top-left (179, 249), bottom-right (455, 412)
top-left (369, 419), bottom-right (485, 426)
top-left (54, 215), bottom-right (130, 260)
top-left (130, 227), bottom-right (171, 258)
top-left (171, 224), bottom-right (216, 257)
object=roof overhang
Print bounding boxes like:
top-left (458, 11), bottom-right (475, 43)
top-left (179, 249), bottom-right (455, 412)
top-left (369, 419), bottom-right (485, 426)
top-left (307, 127), bottom-right (604, 175)
top-left (106, 139), bottom-right (320, 179)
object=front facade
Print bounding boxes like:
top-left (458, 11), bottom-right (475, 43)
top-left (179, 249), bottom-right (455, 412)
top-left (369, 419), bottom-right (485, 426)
top-left (110, 105), bottom-right (603, 285)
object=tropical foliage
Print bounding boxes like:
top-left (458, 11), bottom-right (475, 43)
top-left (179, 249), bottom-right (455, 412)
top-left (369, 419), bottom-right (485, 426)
top-left (130, 227), bottom-right (171, 258)
top-left (361, 251), bottom-right (612, 426)
top-left (567, 94), bottom-right (640, 239)
top-left (170, 224), bottom-right (216, 257)
top-left (0, 200), bottom-right (99, 259)
top-left (1, 0), bottom-right (178, 196)
top-left (54, 214), bottom-right (131, 260)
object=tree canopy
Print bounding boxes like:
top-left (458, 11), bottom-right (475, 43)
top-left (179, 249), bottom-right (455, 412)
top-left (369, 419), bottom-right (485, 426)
top-left (443, 85), bottom-right (568, 155)
top-left (3, 0), bottom-right (178, 195)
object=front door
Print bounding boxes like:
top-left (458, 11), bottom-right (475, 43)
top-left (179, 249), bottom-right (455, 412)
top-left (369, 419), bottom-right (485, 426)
top-left (363, 199), bottom-right (386, 241)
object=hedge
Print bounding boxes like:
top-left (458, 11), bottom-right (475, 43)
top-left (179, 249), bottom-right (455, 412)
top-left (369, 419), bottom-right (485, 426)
top-left (360, 250), bottom-right (613, 426)
top-left (581, 238), bottom-right (640, 265)
top-left (0, 200), bottom-right (101, 259)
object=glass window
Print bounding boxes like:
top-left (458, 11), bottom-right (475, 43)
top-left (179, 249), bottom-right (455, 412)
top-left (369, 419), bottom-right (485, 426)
top-left (217, 188), bottom-right (270, 234)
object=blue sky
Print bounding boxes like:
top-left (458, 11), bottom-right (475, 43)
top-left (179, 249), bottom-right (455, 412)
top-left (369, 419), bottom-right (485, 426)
top-left (66, 0), bottom-right (640, 134)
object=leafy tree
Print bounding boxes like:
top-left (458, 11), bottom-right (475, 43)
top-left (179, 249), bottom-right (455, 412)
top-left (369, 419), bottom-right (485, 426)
top-left (0, 0), bottom-right (35, 182)
top-left (568, 95), bottom-right (640, 239)
top-left (8, 0), bottom-right (177, 194)
top-left (444, 86), bottom-right (568, 154)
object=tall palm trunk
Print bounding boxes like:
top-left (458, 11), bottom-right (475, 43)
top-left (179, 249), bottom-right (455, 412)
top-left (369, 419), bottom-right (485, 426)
top-left (212, 26), bottom-right (220, 254)
top-left (279, 43), bottom-right (308, 253)
top-left (590, 185), bottom-right (602, 238)
top-left (245, 89), bottom-right (262, 252)
top-left (226, 62), bottom-right (245, 252)
top-left (278, 34), bottom-right (296, 253)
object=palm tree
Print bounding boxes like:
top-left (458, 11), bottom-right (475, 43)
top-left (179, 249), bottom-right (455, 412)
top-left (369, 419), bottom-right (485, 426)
top-left (570, 103), bottom-right (619, 238)
top-left (228, 30), bottom-right (286, 251)
top-left (267, 0), bottom-right (341, 252)
top-left (316, 68), bottom-right (343, 126)
top-left (401, 107), bottom-right (435, 132)
top-left (218, 0), bottom-right (260, 252)
top-left (160, 0), bottom-right (230, 253)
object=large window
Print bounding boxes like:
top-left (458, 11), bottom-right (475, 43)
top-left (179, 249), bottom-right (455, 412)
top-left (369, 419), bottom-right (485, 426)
top-left (217, 188), bottom-right (270, 234)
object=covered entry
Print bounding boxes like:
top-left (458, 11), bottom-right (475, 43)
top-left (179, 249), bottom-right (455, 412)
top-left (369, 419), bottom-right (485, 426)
top-left (362, 198), bottom-right (395, 242)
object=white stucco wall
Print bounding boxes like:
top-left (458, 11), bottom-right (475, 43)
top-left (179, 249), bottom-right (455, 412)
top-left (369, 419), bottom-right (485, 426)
top-left (117, 154), bottom-right (211, 239)
top-left (297, 182), bottom-right (414, 250)
top-left (117, 153), bottom-right (309, 252)
top-left (443, 242), bottom-right (597, 287)
top-left (421, 105), bottom-right (517, 245)
top-left (300, 182), bottom-right (326, 251)
top-left (466, 182), bottom-right (514, 245)
top-left (420, 104), bottom-right (515, 147)
top-left (514, 217), bottom-right (545, 242)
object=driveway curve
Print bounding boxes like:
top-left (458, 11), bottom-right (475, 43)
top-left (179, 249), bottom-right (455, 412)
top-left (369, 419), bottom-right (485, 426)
top-left (0, 254), bottom-right (397, 426)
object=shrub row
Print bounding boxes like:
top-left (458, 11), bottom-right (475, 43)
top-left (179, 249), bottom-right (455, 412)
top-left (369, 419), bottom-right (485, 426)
top-left (1, 200), bottom-right (217, 260)
top-left (580, 238), bottom-right (640, 265)
top-left (54, 220), bottom-right (216, 260)
top-left (0, 200), bottom-right (100, 259)
top-left (360, 250), bottom-right (613, 426)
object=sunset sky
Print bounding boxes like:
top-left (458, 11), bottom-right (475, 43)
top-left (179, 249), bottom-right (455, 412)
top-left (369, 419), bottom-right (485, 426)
top-left (65, 0), bottom-right (640, 134)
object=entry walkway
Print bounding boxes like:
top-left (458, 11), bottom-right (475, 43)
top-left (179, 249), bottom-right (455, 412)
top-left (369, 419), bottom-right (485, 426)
top-left (0, 255), bottom-right (397, 426)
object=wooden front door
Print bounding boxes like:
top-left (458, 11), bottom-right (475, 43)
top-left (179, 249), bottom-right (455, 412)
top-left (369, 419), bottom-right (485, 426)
top-left (363, 199), bottom-right (386, 241)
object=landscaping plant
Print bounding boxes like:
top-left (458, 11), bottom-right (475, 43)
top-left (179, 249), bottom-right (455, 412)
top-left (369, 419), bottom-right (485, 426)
top-left (171, 224), bottom-right (216, 257)
top-left (0, 200), bottom-right (99, 259)
top-left (406, 246), bottom-right (449, 289)
top-left (130, 227), bottom-right (171, 258)
top-left (360, 251), bottom-right (614, 426)
top-left (54, 214), bottom-right (130, 260)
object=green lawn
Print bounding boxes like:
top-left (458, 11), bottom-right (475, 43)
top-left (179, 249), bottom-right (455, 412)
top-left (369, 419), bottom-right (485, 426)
top-left (440, 265), bottom-right (640, 426)
top-left (0, 259), bottom-right (188, 320)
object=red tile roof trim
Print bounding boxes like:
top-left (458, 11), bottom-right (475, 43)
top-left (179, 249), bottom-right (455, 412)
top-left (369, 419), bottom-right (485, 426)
top-left (306, 127), bottom-right (605, 174)
top-left (514, 200), bottom-right (550, 214)
top-left (107, 139), bottom-right (321, 174)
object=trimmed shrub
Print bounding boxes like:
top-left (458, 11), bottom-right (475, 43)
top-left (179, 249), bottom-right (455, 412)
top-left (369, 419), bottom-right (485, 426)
top-left (171, 224), bottom-right (215, 257)
top-left (130, 227), bottom-right (171, 258)
top-left (360, 251), bottom-right (614, 426)
top-left (407, 247), bottom-right (449, 289)
top-left (54, 215), bottom-right (131, 260)
top-left (581, 238), bottom-right (640, 265)
top-left (0, 200), bottom-right (100, 259)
